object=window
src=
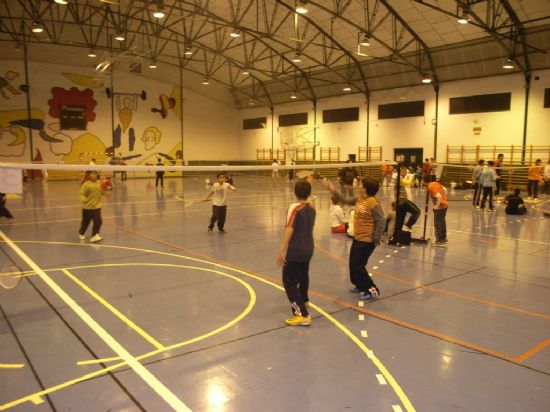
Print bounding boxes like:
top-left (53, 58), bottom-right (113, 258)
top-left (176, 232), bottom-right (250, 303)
top-left (323, 107), bottom-right (359, 123)
top-left (544, 88), bottom-right (550, 108)
top-left (378, 101), bottom-right (425, 119)
top-left (59, 105), bottom-right (87, 130)
top-left (449, 93), bottom-right (511, 114)
top-left (279, 112), bottom-right (308, 127)
top-left (243, 117), bottom-right (267, 130)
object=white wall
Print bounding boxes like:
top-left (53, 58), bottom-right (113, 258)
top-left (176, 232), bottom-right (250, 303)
top-left (239, 70), bottom-right (550, 163)
top-left (437, 74), bottom-right (526, 161)
top-left (526, 70), bottom-right (550, 147)
top-left (369, 85), bottom-right (436, 161)
top-left (0, 59), bottom-right (240, 165)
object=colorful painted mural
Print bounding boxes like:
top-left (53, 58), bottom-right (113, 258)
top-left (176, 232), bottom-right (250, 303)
top-left (1, 61), bottom-right (182, 169)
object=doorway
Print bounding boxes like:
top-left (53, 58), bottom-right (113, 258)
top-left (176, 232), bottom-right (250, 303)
top-left (394, 147), bottom-right (423, 168)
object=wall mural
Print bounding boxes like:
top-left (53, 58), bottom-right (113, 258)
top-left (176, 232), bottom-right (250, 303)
top-left (0, 62), bottom-right (182, 169)
top-left (0, 71), bottom-right (23, 99)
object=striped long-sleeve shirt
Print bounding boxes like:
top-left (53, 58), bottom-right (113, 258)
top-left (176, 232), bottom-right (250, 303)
top-left (331, 190), bottom-right (384, 243)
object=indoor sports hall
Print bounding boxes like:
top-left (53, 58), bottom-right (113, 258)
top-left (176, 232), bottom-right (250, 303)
top-left (1, 1), bottom-right (550, 412)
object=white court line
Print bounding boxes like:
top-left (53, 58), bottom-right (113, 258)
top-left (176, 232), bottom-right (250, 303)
top-left (358, 301), bottom-right (365, 307)
top-left (358, 314), bottom-right (365, 321)
top-left (376, 374), bottom-right (388, 385)
top-left (361, 330), bottom-right (368, 338)
top-left (393, 405), bottom-right (404, 412)
top-left (0, 230), bottom-right (191, 412)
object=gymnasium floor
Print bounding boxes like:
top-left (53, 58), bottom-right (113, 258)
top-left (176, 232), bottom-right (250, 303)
top-left (1, 174), bottom-right (549, 412)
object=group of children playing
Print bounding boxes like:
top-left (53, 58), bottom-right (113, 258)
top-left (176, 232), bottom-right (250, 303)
top-left (471, 155), bottom-right (549, 214)
top-left (276, 167), bottom-right (450, 327)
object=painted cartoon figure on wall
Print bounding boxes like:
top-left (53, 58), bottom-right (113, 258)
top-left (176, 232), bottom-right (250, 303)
top-left (106, 89), bottom-right (146, 153)
top-left (0, 71), bottom-right (23, 99)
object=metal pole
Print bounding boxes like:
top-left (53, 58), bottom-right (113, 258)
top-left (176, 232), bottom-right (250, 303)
top-left (421, 186), bottom-right (430, 241)
top-left (521, 73), bottom-right (531, 165)
top-left (179, 64), bottom-right (185, 179)
top-left (23, 45), bottom-right (34, 170)
top-left (110, 74), bottom-right (115, 152)
top-left (270, 106), bottom-right (274, 156)
top-left (433, 85), bottom-right (439, 159)
top-left (366, 93), bottom-right (370, 156)
top-left (391, 162), bottom-right (401, 242)
top-left (313, 100), bottom-right (317, 163)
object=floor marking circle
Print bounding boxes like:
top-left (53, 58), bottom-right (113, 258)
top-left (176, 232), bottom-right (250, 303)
top-left (3, 240), bottom-right (416, 412)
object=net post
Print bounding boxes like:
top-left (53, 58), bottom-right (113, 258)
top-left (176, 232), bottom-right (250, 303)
top-left (390, 162), bottom-right (401, 243)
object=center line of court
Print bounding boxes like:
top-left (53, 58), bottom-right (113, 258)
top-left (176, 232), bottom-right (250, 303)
top-left (0, 231), bottom-right (191, 412)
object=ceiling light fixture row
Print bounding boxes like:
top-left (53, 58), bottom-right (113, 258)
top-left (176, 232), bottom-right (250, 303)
top-left (88, 49), bottom-right (97, 57)
top-left (342, 83), bottom-right (352, 92)
top-left (202, 78), bottom-right (210, 85)
top-left (149, 60), bottom-right (157, 69)
top-left (290, 92), bottom-right (298, 99)
top-left (230, 29), bottom-right (241, 38)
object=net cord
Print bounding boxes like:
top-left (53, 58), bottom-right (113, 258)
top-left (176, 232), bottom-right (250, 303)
top-left (0, 161), bottom-right (398, 173)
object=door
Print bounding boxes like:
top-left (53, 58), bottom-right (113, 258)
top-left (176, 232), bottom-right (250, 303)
top-left (393, 148), bottom-right (423, 168)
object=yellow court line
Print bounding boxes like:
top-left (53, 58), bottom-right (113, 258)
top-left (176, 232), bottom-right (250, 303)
top-left (0, 364), bottom-right (25, 369)
top-left (1, 241), bottom-right (414, 412)
top-left (0, 233), bottom-right (191, 412)
top-left (61, 269), bottom-right (165, 351)
top-left (77, 356), bottom-right (121, 366)
top-left (0, 262), bottom-right (256, 411)
top-left (312, 304), bottom-right (415, 412)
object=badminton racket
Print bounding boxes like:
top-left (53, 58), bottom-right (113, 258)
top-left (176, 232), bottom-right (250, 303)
top-left (0, 245), bottom-right (23, 289)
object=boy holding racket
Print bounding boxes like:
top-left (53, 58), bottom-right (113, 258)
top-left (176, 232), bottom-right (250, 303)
top-left (204, 172), bottom-right (236, 233)
top-left (277, 180), bottom-right (316, 326)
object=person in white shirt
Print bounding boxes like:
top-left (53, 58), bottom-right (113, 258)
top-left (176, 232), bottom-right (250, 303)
top-left (204, 172), bottom-right (236, 233)
top-left (330, 197), bottom-right (348, 233)
top-left (272, 159), bottom-right (280, 180)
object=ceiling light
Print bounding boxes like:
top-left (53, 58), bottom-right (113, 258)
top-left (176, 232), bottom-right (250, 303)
top-left (290, 92), bottom-right (297, 99)
top-left (502, 58), bottom-right (514, 69)
top-left (296, 1), bottom-right (308, 14)
top-left (184, 46), bottom-right (193, 56)
top-left (202, 78), bottom-right (210, 85)
top-left (342, 83), bottom-right (352, 92)
top-left (359, 34), bottom-right (371, 47)
top-left (355, 44), bottom-right (368, 57)
top-left (54, 0), bottom-right (68, 4)
top-left (88, 49), bottom-right (97, 58)
top-left (241, 68), bottom-right (250, 75)
top-left (457, 10), bottom-right (469, 24)
top-left (421, 75), bottom-right (432, 84)
top-left (149, 60), bottom-right (157, 69)
top-left (153, 6), bottom-right (165, 19)
top-left (248, 99), bottom-right (255, 106)
top-left (114, 32), bottom-right (125, 41)
top-left (230, 29), bottom-right (241, 38)
top-left (31, 22), bottom-right (44, 33)
top-left (292, 53), bottom-right (302, 63)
